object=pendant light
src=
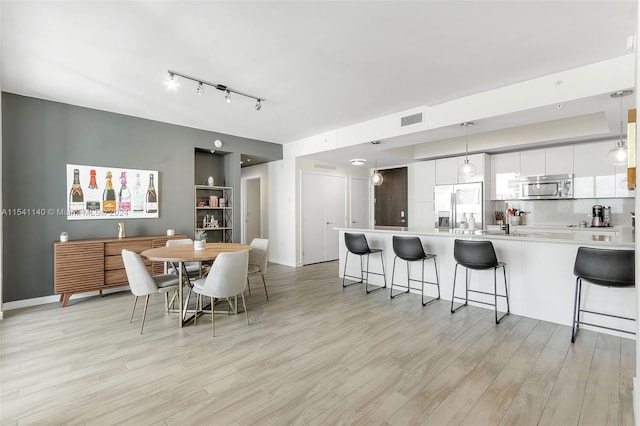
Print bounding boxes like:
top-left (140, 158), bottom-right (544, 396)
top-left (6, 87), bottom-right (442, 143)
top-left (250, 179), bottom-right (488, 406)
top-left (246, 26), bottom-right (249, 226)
top-left (370, 141), bottom-right (383, 186)
top-left (607, 89), bottom-right (633, 167)
top-left (459, 122), bottom-right (476, 178)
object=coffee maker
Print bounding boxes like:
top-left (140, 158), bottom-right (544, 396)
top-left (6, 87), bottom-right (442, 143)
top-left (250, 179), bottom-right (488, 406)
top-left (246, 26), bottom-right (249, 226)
top-left (591, 204), bottom-right (604, 227)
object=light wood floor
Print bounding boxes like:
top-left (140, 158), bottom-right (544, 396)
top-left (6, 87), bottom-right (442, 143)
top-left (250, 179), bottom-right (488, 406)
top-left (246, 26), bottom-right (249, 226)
top-left (0, 261), bottom-right (635, 425)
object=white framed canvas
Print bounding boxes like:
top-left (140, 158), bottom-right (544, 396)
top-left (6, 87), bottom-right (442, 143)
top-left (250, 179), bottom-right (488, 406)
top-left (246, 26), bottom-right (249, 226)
top-left (66, 164), bottom-right (159, 220)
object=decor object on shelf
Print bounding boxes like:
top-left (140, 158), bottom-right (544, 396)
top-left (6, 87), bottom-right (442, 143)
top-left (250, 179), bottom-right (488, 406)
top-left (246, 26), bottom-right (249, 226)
top-left (207, 176), bottom-right (214, 186)
top-left (459, 122), bottom-right (476, 178)
top-left (370, 141), bottom-right (383, 186)
top-left (60, 232), bottom-right (69, 242)
top-left (166, 70), bottom-right (265, 111)
top-left (608, 89), bottom-right (633, 167)
top-left (194, 230), bottom-right (207, 250)
top-left (166, 229), bottom-right (175, 236)
top-left (118, 222), bottom-right (126, 239)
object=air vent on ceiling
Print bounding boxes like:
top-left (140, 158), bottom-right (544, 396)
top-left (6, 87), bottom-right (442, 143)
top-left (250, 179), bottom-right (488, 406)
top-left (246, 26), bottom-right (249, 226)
top-left (314, 163), bottom-right (337, 170)
top-left (401, 112), bottom-right (423, 127)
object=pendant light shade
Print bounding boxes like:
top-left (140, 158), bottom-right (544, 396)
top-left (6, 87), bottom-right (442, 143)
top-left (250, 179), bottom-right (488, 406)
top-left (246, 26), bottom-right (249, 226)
top-left (459, 122), bottom-right (475, 178)
top-left (608, 90), bottom-right (633, 167)
top-left (371, 140), bottom-right (383, 186)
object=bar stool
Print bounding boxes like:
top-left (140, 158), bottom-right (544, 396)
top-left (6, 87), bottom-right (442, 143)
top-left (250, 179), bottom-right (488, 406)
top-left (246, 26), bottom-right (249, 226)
top-left (342, 233), bottom-right (387, 293)
top-left (451, 239), bottom-right (510, 324)
top-left (390, 236), bottom-right (440, 306)
top-left (571, 247), bottom-right (635, 343)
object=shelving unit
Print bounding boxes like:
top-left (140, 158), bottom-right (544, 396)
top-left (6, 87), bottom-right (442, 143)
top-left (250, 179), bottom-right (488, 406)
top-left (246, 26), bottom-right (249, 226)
top-left (195, 185), bottom-right (233, 242)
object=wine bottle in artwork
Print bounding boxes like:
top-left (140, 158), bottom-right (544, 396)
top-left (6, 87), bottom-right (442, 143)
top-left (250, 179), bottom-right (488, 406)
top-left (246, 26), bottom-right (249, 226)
top-left (68, 168), bottom-right (84, 215)
top-left (85, 169), bottom-right (100, 212)
top-left (118, 171), bottom-right (131, 212)
top-left (132, 173), bottom-right (144, 212)
top-left (145, 174), bottom-right (158, 213)
top-left (102, 171), bottom-right (117, 213)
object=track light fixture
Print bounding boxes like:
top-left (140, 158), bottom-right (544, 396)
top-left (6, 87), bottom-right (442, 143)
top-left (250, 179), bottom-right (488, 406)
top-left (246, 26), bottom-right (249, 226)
top-left (166, 70), bottom-right (265, 110)
top-left (607, 89), bottom-right (633, 167)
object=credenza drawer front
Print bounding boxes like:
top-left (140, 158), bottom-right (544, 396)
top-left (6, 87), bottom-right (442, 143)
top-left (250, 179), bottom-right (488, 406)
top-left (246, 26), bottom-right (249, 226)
top-left (104, 240), bottom-right (152, 256)
top-left (105, 266), bottom-right (153, 285)
top-left (104, 254), bottom-right (151, 271)
top-left (54, 242), bottom-right (104, 292)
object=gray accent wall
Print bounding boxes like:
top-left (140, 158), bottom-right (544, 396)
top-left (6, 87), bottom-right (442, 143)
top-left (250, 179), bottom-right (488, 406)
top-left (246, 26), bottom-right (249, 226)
top-left (2, 92), bottom-right (282, 302)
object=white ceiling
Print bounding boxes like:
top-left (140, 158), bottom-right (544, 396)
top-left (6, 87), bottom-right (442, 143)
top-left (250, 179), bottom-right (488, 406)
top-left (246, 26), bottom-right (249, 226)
top-left (1, 1), bottom-right (637, 166)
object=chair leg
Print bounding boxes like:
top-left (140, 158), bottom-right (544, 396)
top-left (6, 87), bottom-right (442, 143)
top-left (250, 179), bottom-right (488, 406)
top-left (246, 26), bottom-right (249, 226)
top-left (451, 263), bottom-right (468, 313)
top-left (194, 294), bottom-right (200, 327)
top-left (140, 295), bottom-right (150, 334)
top-left (164, 292), bottom-right (169, 312)
top-left (390, 256), bottom-right (398, 298)
top-left (211, 297), bottom-right (216, 337)
top-left (240, 292), bottom-right (249, 325)
top-left (503, 265), bottom-right (510, 314)
top-left (405, 261), bottom-right (412, 294)
top-left (247, 277), bottom-right (252, 295)
top-left (342, 252), bottom-right (363, 288)
top-left (493, 266), bottom-right (510, 324)
top-left (434, 257), bottom-right (441, 300)
top-left (379, 251), bottom-right (387, 289)
top-left (571, 277), bottom-right (582, 343)
top-left (261, 273), bottom-right (269, 302)
top-left (130, 296), bottom-right (138, 323)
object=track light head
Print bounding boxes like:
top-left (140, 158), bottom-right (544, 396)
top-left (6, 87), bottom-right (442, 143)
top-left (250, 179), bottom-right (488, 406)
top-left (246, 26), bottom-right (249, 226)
top-left (255, 99), bottom-right (262, 111)
top-left (165, 72), bottom-right (179, 91)
top-left (197, 82), bottom-right (204, 96)
top-left (225, 90), bottom-right (232, 103)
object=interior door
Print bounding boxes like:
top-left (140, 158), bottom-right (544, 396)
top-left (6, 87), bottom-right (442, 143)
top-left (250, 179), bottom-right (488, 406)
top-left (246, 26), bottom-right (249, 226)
top-left (324, 175), bottom-right (346, 261)
top-left (302, 172), bottom-right (326, 264)
top-left (244, 178), bottom-right (261, 243)
top-left (374, 167), bottom-right (408, 226)
top-left (350, 177), bottom-right (369, 227)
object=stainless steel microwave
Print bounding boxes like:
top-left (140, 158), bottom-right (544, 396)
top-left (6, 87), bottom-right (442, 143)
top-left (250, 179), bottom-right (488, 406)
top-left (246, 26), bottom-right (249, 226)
top-left (518, 174), bottom-right (573, 200)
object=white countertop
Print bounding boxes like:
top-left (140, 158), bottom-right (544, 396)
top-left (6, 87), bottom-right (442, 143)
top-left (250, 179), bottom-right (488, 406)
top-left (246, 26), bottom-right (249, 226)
top-left (336, 225), bottom-right (635, 248)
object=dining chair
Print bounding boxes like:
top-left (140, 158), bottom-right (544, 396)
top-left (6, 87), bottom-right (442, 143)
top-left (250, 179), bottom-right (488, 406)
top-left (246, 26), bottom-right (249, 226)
top-left (121, 249), bottom-right (180, 334)
top-left (247, 238), bottom-right (269, 301)
top-left (192, 250), bottom-right (250, 337)
top-left (166, 238), bottom-right (203, 315)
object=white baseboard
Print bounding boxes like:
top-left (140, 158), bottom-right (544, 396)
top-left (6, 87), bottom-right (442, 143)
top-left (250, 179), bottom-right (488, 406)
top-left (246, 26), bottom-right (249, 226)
top-left (2, 286), bottom-right (129, 311)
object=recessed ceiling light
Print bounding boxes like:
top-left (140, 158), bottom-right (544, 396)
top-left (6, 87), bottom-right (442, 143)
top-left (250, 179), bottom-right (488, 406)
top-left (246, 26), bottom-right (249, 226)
top-left (350, 159), bottom-right (366, 166)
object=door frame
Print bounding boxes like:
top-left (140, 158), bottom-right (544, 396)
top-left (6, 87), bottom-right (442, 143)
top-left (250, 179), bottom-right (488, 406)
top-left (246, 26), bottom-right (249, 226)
top-left (241, 176), bottom-right (262, 244)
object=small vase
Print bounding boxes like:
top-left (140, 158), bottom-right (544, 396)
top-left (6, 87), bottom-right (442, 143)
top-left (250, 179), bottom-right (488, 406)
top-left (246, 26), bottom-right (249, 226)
top-left (194, 240), bottom-right (206, 250)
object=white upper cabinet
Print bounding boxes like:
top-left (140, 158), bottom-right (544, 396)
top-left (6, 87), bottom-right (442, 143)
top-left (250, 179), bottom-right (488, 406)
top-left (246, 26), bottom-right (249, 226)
top-left (545, 145), bottom-right (574, 175)
top-left (519, 146), bottom-right (573, 177)
top-left (435, 154), bottom-right (485, 185)
top-left (413, 160), bottom-right (436, 202)
top-left (491, 152), bottom-right (520, 200)
top-left (573, 141), bottom-right (616, 198)
top-left (520, 149), bottom-right (545, 177)
top-left (435, 157), bottom-right (459, 185)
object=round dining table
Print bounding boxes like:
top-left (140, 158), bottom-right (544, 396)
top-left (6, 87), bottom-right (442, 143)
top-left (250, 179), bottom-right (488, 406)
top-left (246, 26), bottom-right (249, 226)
top-left (141, 242), bottom-right (252, 327)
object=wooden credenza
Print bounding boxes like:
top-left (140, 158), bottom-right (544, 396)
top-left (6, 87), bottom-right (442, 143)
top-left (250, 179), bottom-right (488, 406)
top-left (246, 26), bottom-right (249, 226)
top-left (54, 234), bottom-right (187, 307)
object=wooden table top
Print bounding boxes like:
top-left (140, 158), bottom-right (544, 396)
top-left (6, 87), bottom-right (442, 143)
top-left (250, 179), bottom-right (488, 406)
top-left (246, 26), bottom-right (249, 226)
top-left (141, 243), bottom-right (251, 262)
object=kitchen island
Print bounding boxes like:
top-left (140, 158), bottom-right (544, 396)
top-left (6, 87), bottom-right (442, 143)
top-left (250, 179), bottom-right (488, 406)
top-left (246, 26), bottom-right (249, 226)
top-left (337, 226), bottom-right (635, 337)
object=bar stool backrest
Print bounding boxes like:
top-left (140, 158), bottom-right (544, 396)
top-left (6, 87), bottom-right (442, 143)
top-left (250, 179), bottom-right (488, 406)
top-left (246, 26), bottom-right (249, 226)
top-left (393, 236), bottom-right (426, 261)
top-left (454, 239), bottom-right (499, 270)
top-left (345, 233), bottom-right (372, 255)
top-left (573, 247), bottom-right (635, 287)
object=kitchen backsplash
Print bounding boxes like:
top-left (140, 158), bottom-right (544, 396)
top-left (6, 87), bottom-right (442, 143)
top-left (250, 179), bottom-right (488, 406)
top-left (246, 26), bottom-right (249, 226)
top-left (490, 198), bottom-right (635, 228)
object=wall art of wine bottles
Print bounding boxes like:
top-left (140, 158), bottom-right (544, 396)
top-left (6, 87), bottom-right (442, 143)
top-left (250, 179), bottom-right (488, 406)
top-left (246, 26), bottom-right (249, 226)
top-left (66, 164), bottom-right (159, 220)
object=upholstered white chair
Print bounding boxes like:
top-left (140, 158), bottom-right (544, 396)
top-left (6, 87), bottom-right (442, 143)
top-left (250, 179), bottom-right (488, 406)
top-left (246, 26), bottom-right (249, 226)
top-left (192, 250), bottom-right (249, 337)
top-left (247, 238), bottom-right (269, 301)
top-left (121, 249), bottom-right (180, 334)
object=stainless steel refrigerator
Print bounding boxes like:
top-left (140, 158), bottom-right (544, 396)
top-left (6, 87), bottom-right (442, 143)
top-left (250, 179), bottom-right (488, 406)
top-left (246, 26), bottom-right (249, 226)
top-left (434, 182), bottom-right (483, 230)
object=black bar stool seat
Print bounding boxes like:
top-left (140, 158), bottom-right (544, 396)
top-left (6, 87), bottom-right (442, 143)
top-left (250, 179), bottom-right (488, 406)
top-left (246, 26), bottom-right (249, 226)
top-left (390, 236), bottom-right (440, 306)
top-left (571, 246), bottom-right (635, 342)
top-left (342, 233), bottom-right (387, 293)
top-left (451, 239), bottom-right (510, 324)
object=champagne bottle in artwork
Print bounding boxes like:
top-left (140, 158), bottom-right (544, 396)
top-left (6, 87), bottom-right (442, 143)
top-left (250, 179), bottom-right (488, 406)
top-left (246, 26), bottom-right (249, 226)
top-left (102, 171), bottom-right (117, 213)
top-left (85, 169), bottom-right (100, 212)
top-left (145, 174), bottom-right (158, 213)
top-left (132, 173), bottom-right (144, 212)
top-left (118, 171), bottom-right (131, 212)
top-left (68, 168), bottom-right (84, 215)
